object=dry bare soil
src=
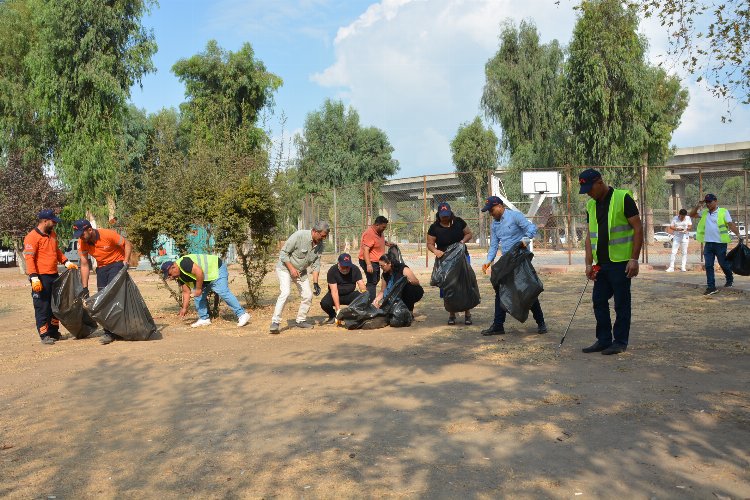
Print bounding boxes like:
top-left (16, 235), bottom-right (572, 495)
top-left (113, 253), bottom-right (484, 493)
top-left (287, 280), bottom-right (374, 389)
top-left (1, 265), bottom-right (748, 499)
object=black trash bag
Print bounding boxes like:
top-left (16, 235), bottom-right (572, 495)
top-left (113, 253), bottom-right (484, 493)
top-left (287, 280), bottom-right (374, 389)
top-left (387, 299), bottom-right (413, 327)
top-left (387, 244), bottom-right (405, 264)
top-left (51, 269), bottom-right (98, 339)
top-left (430, 242), bottom-right (481, 313)
top-left (490, 243), bottom-right (544, 323)
top-left (83, 268), bottom-right (157, 340)
top-left (727, 242), bottom-right (750, 276)
top-left (336, 291), bottom-right (387, 330)
top-left (380, 276), bottom-right (408, 313)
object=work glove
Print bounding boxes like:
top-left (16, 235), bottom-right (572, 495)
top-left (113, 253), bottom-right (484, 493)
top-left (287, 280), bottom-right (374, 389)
top-left (313, 283), bottom-right (321, 296)
top-left (65, 261), bottom-right (78, 270)
top-left (31, 277), bottom-right (42, 293)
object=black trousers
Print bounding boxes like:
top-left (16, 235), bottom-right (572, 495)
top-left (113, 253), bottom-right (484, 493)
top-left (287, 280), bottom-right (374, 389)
top-left (401, 284), bottom-right (424, 312)
top-left (32, 273), bottom-right (60, 338)
top-left (359, 259), bottom-right (381, 302)
top-left (96, 261), bottom-right (126, 334)
top-left (320, 289), bottom-right (361, 318)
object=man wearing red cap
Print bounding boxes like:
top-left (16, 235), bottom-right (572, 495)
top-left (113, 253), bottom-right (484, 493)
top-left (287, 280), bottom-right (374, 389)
top-left (24, 209), bottom-right (78, 344)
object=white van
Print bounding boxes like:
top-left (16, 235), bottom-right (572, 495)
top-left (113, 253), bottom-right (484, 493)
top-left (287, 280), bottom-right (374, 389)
top-left (63, 239), bottom-right (96, 269)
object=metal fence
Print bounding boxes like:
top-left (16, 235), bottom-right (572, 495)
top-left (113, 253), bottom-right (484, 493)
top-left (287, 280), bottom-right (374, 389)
top-left (294, 165), bottom-right (750, 269)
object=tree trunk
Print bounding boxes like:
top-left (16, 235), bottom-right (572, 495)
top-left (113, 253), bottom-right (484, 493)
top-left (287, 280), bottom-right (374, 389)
top-left (14, 239), bottom-right (27, 275)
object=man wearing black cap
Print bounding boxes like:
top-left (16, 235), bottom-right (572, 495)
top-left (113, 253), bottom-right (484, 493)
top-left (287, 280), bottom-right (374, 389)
top-left (479, 196), bottom-right (547, 336)
top-left (689, 193), bottom-right (743, 295)
top-left (23, 209), bottom-right (78, 344)
top-left (579, 169), bottom-right (642, 355)
top-left (320, 253), bottom-right (366, 324)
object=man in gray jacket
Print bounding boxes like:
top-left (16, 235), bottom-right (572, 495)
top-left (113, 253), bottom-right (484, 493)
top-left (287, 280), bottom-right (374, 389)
top-left (270, 221), bottom-right (330, 334)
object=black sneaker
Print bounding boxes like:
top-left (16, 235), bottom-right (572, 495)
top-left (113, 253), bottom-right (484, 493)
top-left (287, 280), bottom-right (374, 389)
top-left (447, 315), bottom-right (456, 325)
top-left (40, 335), bottom-right (55, 345)
top-left (537, 323), bottom-right (548, 334)
top-left (703, 287), bottom-right (719, 295)
top-left (724, 281), bottom-right (734, 288)
top-left (582, 341), bottom-right (610, 353)
top-left (323, 316), bottom-right (336, 325)
top-left (99, 333), bottom-right (115, 345)
top-left (481, 325), bottom-right (505, 336)
top-left (601, 344), bottom-right (627, 355)
top-left (296, 321), bottom-right (314, 329)
top-left (49, 332), bottom-right (66, 341)
top-left (269, 322), bottom-right (280, 334)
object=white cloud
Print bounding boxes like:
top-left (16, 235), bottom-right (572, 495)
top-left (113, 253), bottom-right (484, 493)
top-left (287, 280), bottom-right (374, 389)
top-left (313, 0), bottom-right (749, 177)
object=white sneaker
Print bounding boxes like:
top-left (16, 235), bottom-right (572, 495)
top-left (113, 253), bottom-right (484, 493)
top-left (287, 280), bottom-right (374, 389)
top-left (681, 267), bottom-right (687, 272)
top-left (237, 312), bottom-right (251, 327)
top-left (191, 318), bottom-right (211, 328)
top-left (666, 267), bottom-right (674, 272)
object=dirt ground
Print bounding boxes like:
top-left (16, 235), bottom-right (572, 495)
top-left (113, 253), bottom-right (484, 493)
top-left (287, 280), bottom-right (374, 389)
top-left (0, 263), bottom-right (748, 499)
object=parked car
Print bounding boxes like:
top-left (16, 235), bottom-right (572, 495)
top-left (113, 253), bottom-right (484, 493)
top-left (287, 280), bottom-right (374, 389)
top-left (63, 239), bottom-right (96, 269)
top-left (0, 248), bottom-right (16, 266)
top-left (653, 232), bottom-right (673, 243)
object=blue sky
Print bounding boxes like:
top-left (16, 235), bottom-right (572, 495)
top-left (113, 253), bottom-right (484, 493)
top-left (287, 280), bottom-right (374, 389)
top-left (130, 0), bottom-right (750, 178)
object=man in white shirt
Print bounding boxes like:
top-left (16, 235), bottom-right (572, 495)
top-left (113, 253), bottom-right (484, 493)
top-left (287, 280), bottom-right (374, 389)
top-left (666, 208), bottom-right (692, 272)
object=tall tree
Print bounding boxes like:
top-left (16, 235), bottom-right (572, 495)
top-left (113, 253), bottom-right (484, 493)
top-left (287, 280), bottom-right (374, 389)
top-left (27, 0), bottom-right (157, 221)
top-left (451, 117), bottom-right (499, 247)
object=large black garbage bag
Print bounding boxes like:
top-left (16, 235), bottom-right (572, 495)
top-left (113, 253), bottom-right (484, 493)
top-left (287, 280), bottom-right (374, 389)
top-left (727, 242), bottom-right (750, 276)
top-left (490, 243), bottom-right (544, 323)
top-left (83, 268), bottom-right (157, 340)
top-left (51, 269), bottom-right (98, 339)
top-left (387, 244), bottom-right (405, 264)
top-left (430, 242), bottom-right (481, 313)
top-left (387, 299), bottom-right (413, 327)
top-left (336, 291), bottom-right (387, 330)
top-left (380, 276), bottom-right (408, 312)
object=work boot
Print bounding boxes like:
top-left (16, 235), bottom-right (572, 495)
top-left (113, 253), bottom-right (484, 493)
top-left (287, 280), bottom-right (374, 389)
top-left (295, 321), bottom-right (314, 329)
top-left (237, 312), bottom-right (251, 327)
top-left (481, 325), bottom-right (505, 336)
top-left (601, 344), bottom-right (627, 355)
top-left (537, 323), bottom-right (548, 334)
top-left (269, 322), bottom-right (280, 334)
top-left (323, 316), bottom-right (336, 325)
top-left (703, 287), bottom-right (719, 295)
top-left (40, 335), bottom-right (55, 345)
top-left (99, 333), bottom-right (115, 345)
top-left (191, 318), bottom-right (211, 328)
top-left (582, 341), bottom-right (610, 353)
top-left (49, 331), bottom-right (66, 341)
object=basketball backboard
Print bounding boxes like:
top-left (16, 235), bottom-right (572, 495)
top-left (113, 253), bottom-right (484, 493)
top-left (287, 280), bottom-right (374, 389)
top-left (522, 171), bottom-right (561, 197)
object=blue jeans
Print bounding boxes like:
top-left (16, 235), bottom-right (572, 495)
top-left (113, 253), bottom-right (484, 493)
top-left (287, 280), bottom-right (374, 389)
top-left (592, 261), bottom-right (631, 347)
top-left (493, 287), bottom-right (545, 327)
top-left (195, 262), bottom-right (246, 320)
top-left (703, 242), bottom-right (733, 288)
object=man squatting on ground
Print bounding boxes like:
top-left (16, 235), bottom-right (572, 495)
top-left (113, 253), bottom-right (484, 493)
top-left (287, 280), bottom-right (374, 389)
top-left (579, 169), bottom-right (643, 355)
top-left (480, 196), bottom-right (547, 336)
top-left (320, 253), bottom-right (366, 324)
top-left (667, 208), bottom-right (692, 273)
top-left (270, 221), bottom-right (330, 334)
top-left (161, 253), bottom-right (251, 328)
top-left (689, 193), bottom-right (743, 295)
top-left (358, 216), bottom-right (393, 302)
top-left (74, 219), bottom-right (134, 344)
top-left (24, 209), bottom-right (79, 345)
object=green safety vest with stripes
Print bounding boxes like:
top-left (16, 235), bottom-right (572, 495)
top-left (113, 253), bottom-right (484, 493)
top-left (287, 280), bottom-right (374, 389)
top-left (176, 254), bottom-right (220, 283)
top-left (696, 208), bottom-right (731, 243)
top-left (587, 189), bottom-right (635, 264)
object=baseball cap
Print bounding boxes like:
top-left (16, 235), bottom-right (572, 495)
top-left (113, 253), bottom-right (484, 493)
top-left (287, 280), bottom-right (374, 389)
top-left (481, 196), bottom-right (503, 212)
top-left (37, 209), bottom-right (61, 223)
top-left (337, 253), bottom-right (353, 267)
top-left (161, 260), bottom-right (175, 278)
top-left (72, 219), bottom-right (92, 238)
top-left (437, 202), bottom-right (452, 217)
top-left (578, 168), bottom-right (602, 194)
top-left (704, 193), bottom-right (717, 202)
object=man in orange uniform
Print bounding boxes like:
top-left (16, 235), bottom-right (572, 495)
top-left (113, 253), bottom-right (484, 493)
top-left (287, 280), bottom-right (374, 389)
top-left (73, 219), bottom-right (132, 345)
top-left (23, 209), bottom-right (78, 345)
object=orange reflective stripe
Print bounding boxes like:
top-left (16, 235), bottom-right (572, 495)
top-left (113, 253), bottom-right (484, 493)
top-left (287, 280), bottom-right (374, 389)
top-left (51, 318), bottom-right (59, 325)
top-left (39, 324), bottom-right (49, 334)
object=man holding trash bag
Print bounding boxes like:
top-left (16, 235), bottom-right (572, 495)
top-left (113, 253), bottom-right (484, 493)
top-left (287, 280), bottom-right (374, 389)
top-left (689, 193), bottom-right (743, 295)
top-left (24, 209), bottom-right (78, 345)
top-left (480, 196), bottom-right (547, 336)
top-left (359, 216), bottom-right (393, 302)
top-left (579, 169), bottom-right (642, 355)
top-left (74, 219), bottom-right (132, 344)
top-left (162, 254), bottom-right (251, 329)
top-left (320, 253), bottom-right (367, 324)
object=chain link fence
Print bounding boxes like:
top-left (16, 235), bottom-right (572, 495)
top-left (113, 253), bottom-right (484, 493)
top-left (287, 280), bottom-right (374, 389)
top-left (291, 165), bottom-right (749, 269)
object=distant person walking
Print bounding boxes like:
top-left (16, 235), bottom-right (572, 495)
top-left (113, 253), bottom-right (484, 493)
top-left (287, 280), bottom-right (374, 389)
top-left (427, 202), bottom-right (474, 325)
top-left (270, 221), bottom-right (329, 333)
top-left (24, 209), bottom-right (78, 345)
top-left (579, 169), bottom-right (642, 355)
top-left (358, 216), bottom-right (392, 302)
top-left (666, 208), bottom-right (692, 272)
top-left (689, 193), bottom-right (743, 295)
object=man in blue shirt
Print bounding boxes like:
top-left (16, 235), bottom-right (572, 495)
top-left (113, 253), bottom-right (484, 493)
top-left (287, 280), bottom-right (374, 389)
top-left (480, 196), bottom-right (547, 336)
